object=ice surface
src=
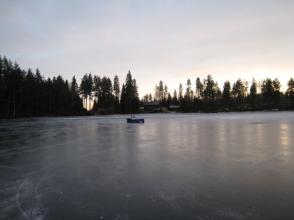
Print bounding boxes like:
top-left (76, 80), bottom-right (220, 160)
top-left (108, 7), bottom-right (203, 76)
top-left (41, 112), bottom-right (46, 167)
top-left (0, 112), bottom-right (294, 220)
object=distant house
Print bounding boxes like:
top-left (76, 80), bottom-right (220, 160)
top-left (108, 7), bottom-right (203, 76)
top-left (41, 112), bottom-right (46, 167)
top-left (140, 102), bottom-right (180, 112)
top-left (141, 102), bottom-right (160, 112)
top-left (168, 105), bottom-right (180, 110)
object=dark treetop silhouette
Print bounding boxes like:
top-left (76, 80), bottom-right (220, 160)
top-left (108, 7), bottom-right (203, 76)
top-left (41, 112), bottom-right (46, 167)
top-left (0, 55), bottom-right (293, 118)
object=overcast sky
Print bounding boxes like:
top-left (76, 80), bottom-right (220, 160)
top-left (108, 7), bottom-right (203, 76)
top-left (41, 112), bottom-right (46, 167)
top-left (1, 0), bottom-right (293, 96)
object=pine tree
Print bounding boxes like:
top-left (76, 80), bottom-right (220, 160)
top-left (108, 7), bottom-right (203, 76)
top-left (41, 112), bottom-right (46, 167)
top-left (196, 77), bottom-right (203, 98)
top-left (172, 89), bottom-right (178, 104)
top-left (120, 71), bottom-right (139, 113)
top-left (286, 78), bottom-right (294, 109)
top-left (248, 79), bottom-right (258, 110)
top-left (113, 75), bottom-right (120, 99)
top-left (222, 81), bottom-right (231, 109)
top-left (113, 75), bottom-right (120, 113)
top-left (203, 75), bottom-right (217, 100)
top-left (232, 79), bottom-right (247, 109)
top-left (179, 83), bottom-right (183, 100)
top-left (261, 78), bottom-right (274, 109)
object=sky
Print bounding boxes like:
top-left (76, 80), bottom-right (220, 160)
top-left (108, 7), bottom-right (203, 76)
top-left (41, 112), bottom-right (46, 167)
top-left (0, 0), bottom-right (294, 96)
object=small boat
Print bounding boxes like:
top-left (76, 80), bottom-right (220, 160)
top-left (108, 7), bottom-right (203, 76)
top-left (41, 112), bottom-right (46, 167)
top-left (126, 114), bottom-right (144, 123)
top-left (127, 118), bottom-right (144, 123)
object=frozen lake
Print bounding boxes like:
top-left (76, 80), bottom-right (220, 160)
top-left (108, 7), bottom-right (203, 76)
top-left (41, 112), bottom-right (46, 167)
top-left (0, 112), bottom-right (294, 220)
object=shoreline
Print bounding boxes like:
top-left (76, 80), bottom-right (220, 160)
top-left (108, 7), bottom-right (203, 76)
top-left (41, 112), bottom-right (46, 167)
top-left (1, 109), bottom-right (293, 120)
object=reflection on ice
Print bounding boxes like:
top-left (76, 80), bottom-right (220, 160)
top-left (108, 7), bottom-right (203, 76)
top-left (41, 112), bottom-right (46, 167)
top-left (280, 122), bottom-right (290, 146)
top-left (0, 112), bottom-right (294, 220)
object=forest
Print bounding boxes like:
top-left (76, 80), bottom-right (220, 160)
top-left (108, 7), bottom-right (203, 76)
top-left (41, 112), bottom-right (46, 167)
top-left (146, 75), bottom-right (294, 112)
top-left (0, 56), bottom-right (139, 118)
top-left (0, 55), bottom-right (294, 118)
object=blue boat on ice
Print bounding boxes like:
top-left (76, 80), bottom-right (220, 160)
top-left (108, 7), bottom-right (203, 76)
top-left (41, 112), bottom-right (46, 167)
top-left (126, 115), bottom-right (144, 123)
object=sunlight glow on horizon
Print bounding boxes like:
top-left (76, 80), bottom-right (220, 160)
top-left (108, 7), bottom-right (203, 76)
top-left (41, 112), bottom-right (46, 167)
top-left (0, 0), bottom-right (293, 97)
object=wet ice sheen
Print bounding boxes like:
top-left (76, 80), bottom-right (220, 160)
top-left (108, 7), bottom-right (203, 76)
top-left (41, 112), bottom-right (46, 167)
top-left (0, 112), bottom-right (294, 220)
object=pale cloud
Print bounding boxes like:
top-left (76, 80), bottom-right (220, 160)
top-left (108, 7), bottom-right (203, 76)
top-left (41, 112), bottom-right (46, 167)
top-left (0, 0), bottom-right (293, 95)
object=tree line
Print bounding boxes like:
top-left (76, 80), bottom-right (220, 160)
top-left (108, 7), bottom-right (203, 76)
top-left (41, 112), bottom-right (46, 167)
top-left (79, 70), bottom-right (139, 114)
top-left (0, 56), bottom-right (85, 118)
top-left (143, 75), bottom-right (294, 112)
top-left (1, 55), bottom-right (294, 118)
top-left (0, 56), bottom-right (140, 118)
